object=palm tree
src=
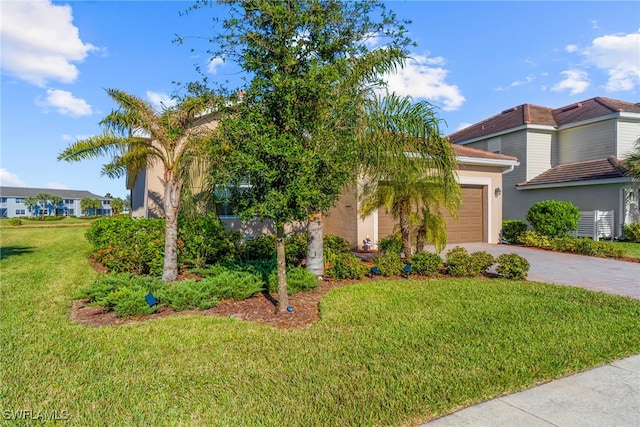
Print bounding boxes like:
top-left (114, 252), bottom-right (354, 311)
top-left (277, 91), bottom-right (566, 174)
top-left (24, 196), bottom-right (39, 217)
top-left (58, 88), bottom-right (218, 282)
top-left (50, 195), bottom-right (63, 216)
top-left (626, 140), bottom-right (640, 180)
top-left (358, 93), bottom-right (460, 258)
top-left (35, 193), bottom-right (53, 218)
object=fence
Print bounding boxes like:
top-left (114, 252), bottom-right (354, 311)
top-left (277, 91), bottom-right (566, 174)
top-left (573, 210), bottom-right (614, 241)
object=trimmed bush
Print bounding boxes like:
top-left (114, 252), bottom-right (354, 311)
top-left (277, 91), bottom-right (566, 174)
top-left (410, 252), bottom-right (443, 276)
top-left (7, 218), bottom-right (22, 226)
top-left (501, 220), bottom-right (527, 243)
top-left (469, 251), bottom-right (495, 276)
top-left (199, 270), bottom-right (264, 301)
top-left (178, 214), bottom-right (242, 268)
top-left (325, 252), bottom-right (369, 280)
top-left (268, 266), bottom-right (318, 295)
top-left (378, 234), bottom-right (403, 255)
top-left (518, 230), bottom-right (552, 249)
top-left (324, 234), bottom-right (351, 253)
top-left (526, 200), bottom-right (581, 238)
top-left (496, 253), bottom-right (530, 280)
top-left (622, 222), bottom-right (640, 243)
top-left (373, 252), bottom-right (405, 277)
top-left (445, 246), bottom-right (471, 277)
top-left (158, 279), bottom-right (219, 311)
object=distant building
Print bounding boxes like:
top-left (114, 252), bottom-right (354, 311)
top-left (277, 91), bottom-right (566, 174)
top-left (0, 187), bottom-right (112, 218)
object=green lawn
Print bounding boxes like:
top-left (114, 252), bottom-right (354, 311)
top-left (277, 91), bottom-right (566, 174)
top-left (612, 241), bottom-right (640, 260)
top-left (2, 228), bottom-right (640, 426)
top-left (0, 216), bottom-right (97, 228)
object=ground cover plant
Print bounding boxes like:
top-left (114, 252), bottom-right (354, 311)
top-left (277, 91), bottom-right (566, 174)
top-left (3, 227), bottom-right (640, 426)
top-left (611, 242), bottom-right (640, 260)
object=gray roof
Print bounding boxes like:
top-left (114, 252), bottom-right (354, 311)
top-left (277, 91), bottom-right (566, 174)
top-left (0, 186), bottom-right (109, 200)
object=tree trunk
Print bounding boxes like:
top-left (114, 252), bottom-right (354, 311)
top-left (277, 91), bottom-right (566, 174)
top-left (275, 225), bottom-right (289, 313)
top-left (399, 202), bottom-right (412, 259)
top-left (306, 212), bottom-right (324, 276)
top-left (416, 225), bottom-right (426, 253)
top-left (162, 176), bottom-right (182, 282)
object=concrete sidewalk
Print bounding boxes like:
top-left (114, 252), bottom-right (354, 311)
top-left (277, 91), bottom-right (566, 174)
top-left (421, 355), bottom-right (640, 427)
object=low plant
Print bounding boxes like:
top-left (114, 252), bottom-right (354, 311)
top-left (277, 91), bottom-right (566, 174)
top-left (7, 218), bottom-right (22, 226)
top-left (501, 219), bottom-right (527, 243)
top-left (373, 252), bottom-right (405, 276)
top-left (445, 246), bottom-right (471, 277)
top-left (469, 251), bottom-right (495, 276)
top-left (496, 253), bottom-right (530, 280)
top-left (409, 252), bottom-right (443, 276)
top-left (324, 234), bottom-right (351, 254)
top-left (268, 266), bottom-right (318, 295)
top-left (324, 252), bottom-right (369, 280)
top-left (378, 234), bottom-right (403, 255)
top-left (622, 222), bottom-right (640, 243)
top-left (198, 270), bottom-right (264, 301)
top-left (518, 230), bottom-right (552, 249)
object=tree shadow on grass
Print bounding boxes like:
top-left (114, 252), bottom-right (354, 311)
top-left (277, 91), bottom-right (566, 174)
top-left (0, 246), bottom-right (35, 261)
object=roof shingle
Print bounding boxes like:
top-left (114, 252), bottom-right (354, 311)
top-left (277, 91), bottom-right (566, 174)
top-left (516, 157), bottom-right (629, 187)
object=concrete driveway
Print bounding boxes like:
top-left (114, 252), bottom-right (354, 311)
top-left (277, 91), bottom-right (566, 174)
top-left (444, 243), bottom-right (640, 299)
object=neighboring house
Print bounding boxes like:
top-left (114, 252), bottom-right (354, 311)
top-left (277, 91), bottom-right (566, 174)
top-left (131, 137), bottom-right (519, 247)
top-left (448, 97), bottom-right (640, 237)
top-left (0, 187), bottom-right (112, 218)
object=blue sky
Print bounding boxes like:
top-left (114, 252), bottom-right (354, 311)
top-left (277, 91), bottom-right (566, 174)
top-left (1, 1), bottom-right (639, 199)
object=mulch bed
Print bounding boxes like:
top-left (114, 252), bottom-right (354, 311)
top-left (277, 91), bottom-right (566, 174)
top-left (71, 256), bottom-right (369, 329)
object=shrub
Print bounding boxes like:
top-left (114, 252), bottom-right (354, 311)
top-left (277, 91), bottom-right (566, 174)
top-left (409, 252), bottom-right (443, 276)
top-left (526, 200), bottom-right (581, 238)
top-left (501, 220), bottom-right (527, 243)
top-left (7, 218), bottom-right (22, 226)
top-left (178, 214), bottom-right (242, 268)
top-left (324, 234), bottom-right (351, 254)
top-left (518, 230), bottom-right (552, 249)
top-left (158, 279), bottom-right (219, 311)
top-left (378, 234), bottom-right (403, 255)
top-left (496, 253), bottom-right (530, 280)
top-left (469, 251), bottom-right (495, 276)
top-left (285, 232), bottom-right (308, 266)
top-left (445, 246), bottom-right (471, 277)
top-left (324, 252), bottom-right (369, 280)
top-left (243, 234), bottom-right (276, 261)
top-left (373, 252), bottom-right (405, 277)
top-left (622, 222), bottom-right (640, 243)
top-left (268, 266), bottom-right (318, 295)
top-left (199, 270), bottom-right (264, 301)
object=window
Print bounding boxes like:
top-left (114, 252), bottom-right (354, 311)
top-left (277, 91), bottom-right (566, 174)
top-left (487, 137), bottom-right (501, 154)
top-left (0, 198), bottom-right (7, 203)
top-left (15, 209), bottom-right (25, 215)
top-left (15, 198), bottom-right (25, 204)
top-left (102, 200), bottom-right (110, 205)
top-left (68, 209), bottom-right (74, 216)
top-left (64, 199), bottom-right (74, 205)
top-left (0, 208), bottom-right (7, 217)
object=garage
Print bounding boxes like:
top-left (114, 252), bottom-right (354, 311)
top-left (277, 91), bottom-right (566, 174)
top-left (377, 185), bottom-right (486, 244)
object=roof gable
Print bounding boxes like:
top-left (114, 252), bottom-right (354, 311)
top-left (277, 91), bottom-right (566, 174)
top-left (449, 97), bottom-right (640, 143)
top-left (516, 156), bottom-right (629, 187)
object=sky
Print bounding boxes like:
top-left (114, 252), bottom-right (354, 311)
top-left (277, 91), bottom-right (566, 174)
top-left (1, 1), bottom-right (639, 199)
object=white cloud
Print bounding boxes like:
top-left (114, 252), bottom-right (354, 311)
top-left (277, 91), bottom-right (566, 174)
top-left (207, 57), bottom-right (225, 74)
top-left (363, 32), bottom-right (381, 49)
top-left (0, 1), bottom-right (96, 86)
top-left (582, 31), bottom-right (640, 91)
top-left (552, 70), bottom-right (590, 95)
top-left (36, 89), bottom-right (92, 117)
top-left (0, 169), bottom-right (27, 187)
top-left (384, 53), bottom-right (465, 111)
top-left (456, 122), bottom-right (473, 131)
top-left (146, 91), bottom-right (177, 111)
top-left (565, 44), bottom-right (579, 53)
top-left (510, 75), bottom-right (535, 88)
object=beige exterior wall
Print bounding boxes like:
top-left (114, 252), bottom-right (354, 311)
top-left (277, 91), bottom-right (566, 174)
top-left (558, 120), bottom-right (615, 163)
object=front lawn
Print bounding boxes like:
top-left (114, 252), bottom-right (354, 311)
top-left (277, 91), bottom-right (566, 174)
top-left (2, 227), bottom-right (640, 426)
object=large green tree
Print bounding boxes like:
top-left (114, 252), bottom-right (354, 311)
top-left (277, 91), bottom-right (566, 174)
top-left (58, 88), bottom-right (218, 282)
top-left (359, 93), bottom-right (460, 258)
top-left (188, 0), bottom-right (412, 311)
top-left (626, 140), bottom-right (640, 180)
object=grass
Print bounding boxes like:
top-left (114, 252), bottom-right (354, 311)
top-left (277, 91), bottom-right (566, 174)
top-left (2, 227), bottom-right (640, 426)
top-left (0, 216), bottom-right (98, 228)
top-left (611, 241), bottom-right (640, 260)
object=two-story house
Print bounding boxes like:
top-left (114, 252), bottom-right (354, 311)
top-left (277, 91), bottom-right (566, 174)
top-left (0, 187), bottom-right (112, 218)
top-left (448, 97), bottom-right (640, 237)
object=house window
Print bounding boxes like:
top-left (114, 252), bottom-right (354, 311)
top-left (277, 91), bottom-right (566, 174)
top-left (103, 200), bottom-right (110, 205)
top-left (64, 199), bottom-right (74, 205)
top-left (15, 198), bottom-right (25, 204)
top-left (0, 208), bottom-right (7, 217)
top-left (487, 137), bottom-right (501, 154)
top-left (68, 209), bottom-right (74, 216)
top-left (0, 197), bottom-right (7, 203)
top-left (15, 209), bottom-right (25, 215)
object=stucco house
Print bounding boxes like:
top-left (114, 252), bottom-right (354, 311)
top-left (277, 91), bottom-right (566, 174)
top-left (448, 97), bottom-right (640, 237)
top-left (0, 186), bottom-right (112, 218)
top-left (130, 134), bottom-right (519, 248)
